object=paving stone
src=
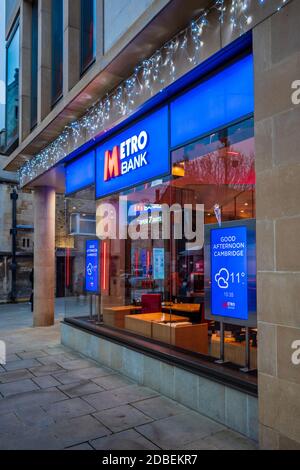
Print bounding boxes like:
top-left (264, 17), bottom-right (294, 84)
top-left (92, 374), bottom-right (134, 390)
top-left (42, 397), bottom-right (96, 421)
top-left (93, 404), bottom-right (153, 432)
top-left (0, 428), bottom-right (63, 450)
top-left (0, 369), bottom-right (34, 384)
top-left (37, 353), bottom-right (80, 366)
top-left (32, 375), bottom-right (61, 389)
top-left (59, 381), bottom-right (104, 398)
top-left (91, 428), bottom-right (160, 450)
top-left (67, 442), bottom-right (94, 450)
top-left (136, 411), bottom-right (225, 449)
top-left (15, 404), bottom-right (55, 428)
top-left (29, 363), bottom-right (64, 377)
top-left (202, 429), bottom-right (258, 450)
top-left (132, 396), bottom-right (187, 420)
top-left (43, 346), bottom-right (73, 356)
top-left (50, 414), bottom-right (111, 447)
top-left (181, 440), bottom-right (219, 450)
top-left (3, 358), bottom-right (41, 372)
top-left (58, 359), bottom-right (98, 371)
top-left (17, 350), bottom-right (48, 360)
top-left (5, 354), bottom-right (20, 362)
top-left (83, 385), bottom-right (158, 411)
top-left (0, 412), bottom-right (26, 435)
top-left (53, 366), bottom-right (113, 385)
top-left (0, 387), bottom-right (68, 415)
top-left (0, 379), bottom-right (40, 397)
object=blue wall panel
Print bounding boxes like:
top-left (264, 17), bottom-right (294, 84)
top-left (170, 54), bottom-right (254, 149)
top-left (65, 150), bottom-right (95, 195)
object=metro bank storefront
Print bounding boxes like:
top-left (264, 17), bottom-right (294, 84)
top-left (60, 40), bottom-right (258, 439)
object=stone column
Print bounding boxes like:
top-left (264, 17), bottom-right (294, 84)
top-left (63, 0), bottom-right (81, 94)
top-left (254, 0), bottom-right (300, 450)
top-left (33, 187), bottom-right (56, 327)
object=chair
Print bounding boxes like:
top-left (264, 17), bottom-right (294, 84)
top-left (141, 294), bottom-right (162, 314)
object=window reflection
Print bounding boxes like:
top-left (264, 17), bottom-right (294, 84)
top-left (6, 23), bottom-right (19, 148)
top-left (81, 0), bottom-right (96, 74)
top-left (51, 0), bottom-right (63, 105)
top-left (62, 118), bottom-right (257, 369)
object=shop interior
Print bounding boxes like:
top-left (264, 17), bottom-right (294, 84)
top-left (62, 117), bottom-right (257, 371)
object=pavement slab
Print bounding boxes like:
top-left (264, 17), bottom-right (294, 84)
top-left (131, 396), bottom-right (188, 420)
top-left (48, 414), bottom-right (111, 448)
top-left (0, 302), bottom-right (258, 450)
top-left (91, 429), bottom-right (160, 450)
top-left (92, 374), bottom-right (134, 390)
top-left (0, 378), bottom-right (40, 397)
top-left (93, 404), bottom-right (153, 432)
top-left (42, 397), bottom-right (96, 421)
top-left (136, 411), bottom-right (225, 449)
top-left (83, 385), bottom-right (159, 411)
top-left (0, 369), bottom-right (35, 384)
top-left (32, 375), bottom-right (62, 389)
top-left (58, 381), bottom-right (105, 398)
top-left (53, 366), bottom-right (113, 385)
top-left (17, 350), bottom-right (48, 360)
top-left (3, 358), bottom-right (42, 372)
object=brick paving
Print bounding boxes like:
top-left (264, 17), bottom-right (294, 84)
top-left (0, 304), bottom-right (258, 450)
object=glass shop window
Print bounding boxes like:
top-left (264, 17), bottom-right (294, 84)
top-left (96, 117), bottom-right (256, 368)
top-left (80, 0), bottom-right (96, 74)
top-left (63, 117), bottom-right (257, 371)
top-left (5, 21), bottom-right (20, 150)
top-left (31, 0), bottom-right (38, 129)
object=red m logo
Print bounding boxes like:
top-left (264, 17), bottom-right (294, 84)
top-left (104, 146), bottom-right (121, 182)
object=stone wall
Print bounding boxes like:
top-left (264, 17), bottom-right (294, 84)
top-left (104, 0), bottom-right (155, 53)
top-left (0, 183), bottom-right (34, 301)
top-left (254, 0), bottom-right (300, 450)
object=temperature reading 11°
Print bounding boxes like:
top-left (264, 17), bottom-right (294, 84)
top-left (230, 272), bottom-right (246, 284)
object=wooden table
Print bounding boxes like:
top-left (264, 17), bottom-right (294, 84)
top-left (103, 305), bottom-right (142, 329)
top-left (162, 303), bottom-right (201, 314)
top-left (124, 313), bottom-right (189, 338)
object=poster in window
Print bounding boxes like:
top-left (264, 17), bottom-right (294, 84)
top-left (153, 248), bottom-right (165, 280)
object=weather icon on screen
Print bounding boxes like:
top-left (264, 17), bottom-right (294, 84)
top-left (87, 263), bottom-right (94, 276)
top-left (215, 268), bottom-right (229, 289)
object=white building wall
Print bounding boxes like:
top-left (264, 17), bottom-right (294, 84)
top-left (104, 0), bottom-right (155, 52)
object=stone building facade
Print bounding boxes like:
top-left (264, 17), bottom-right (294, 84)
top-left (2, 0), bottom-right (300, 449)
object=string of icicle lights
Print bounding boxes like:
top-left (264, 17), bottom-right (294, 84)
top-left (19, 0), bottom-right (288, 185)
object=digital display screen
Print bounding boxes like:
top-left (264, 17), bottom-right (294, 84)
top-left (211, 226), bottom-right (248, 321)
top-left (85, 239), bottom-right (100, 293)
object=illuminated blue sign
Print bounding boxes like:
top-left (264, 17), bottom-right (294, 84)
top-left (170, 54), bottom-right (254, 148)
top-left (85, 239), bottom-right (100, 293)
top-left (96, 106), bottom-right (169, 199)
top-left (66, 150), bottom-right (95, 195)
top-left (211, 226), bottom-right (248, 321)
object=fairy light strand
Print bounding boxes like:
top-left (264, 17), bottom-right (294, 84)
top-left (19, 0), bottom-right (289, 186)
